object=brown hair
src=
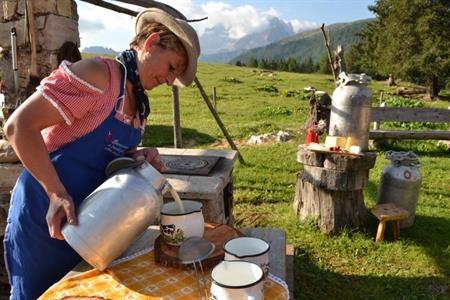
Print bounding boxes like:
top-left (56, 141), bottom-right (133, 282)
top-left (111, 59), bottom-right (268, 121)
top-left (130, 23), bottom-right (186, 58)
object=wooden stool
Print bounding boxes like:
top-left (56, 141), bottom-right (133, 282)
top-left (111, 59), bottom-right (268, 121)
top-left (371, 203), bottom-right (410, 242)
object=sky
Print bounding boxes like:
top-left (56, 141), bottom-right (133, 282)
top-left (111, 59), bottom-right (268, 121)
top-left (76, 0), bottom-right (376, 51)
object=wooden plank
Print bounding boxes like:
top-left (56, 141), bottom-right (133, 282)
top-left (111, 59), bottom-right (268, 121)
top-left (370, 107), bottom-right (450, 123)
top-left (369, 130), bottom-right (450, 140)
top-left (240, 227), bottom-right (287, 281)
top-left (285, 244), bottom-right (295, 299)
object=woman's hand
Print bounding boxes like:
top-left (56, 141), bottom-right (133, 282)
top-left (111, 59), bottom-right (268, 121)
top-left (130, 147), bottom-right (165, 172)
top-left (46, 191), bottom-right (77, 240)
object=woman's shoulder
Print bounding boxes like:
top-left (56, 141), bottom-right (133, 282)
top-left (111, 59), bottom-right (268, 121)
top-left (67, 57), bottom-right (115, 92)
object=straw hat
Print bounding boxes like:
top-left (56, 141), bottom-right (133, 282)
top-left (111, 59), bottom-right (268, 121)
top-left (135, 8), bottom-right (201, 87)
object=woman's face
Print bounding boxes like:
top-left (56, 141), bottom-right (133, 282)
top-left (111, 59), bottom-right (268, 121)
top-left (138, 34), bottom-right (187, 90)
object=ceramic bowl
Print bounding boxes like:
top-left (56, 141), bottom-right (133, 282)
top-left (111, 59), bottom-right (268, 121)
top-left (160, 200), bottom-right (204, 246)
top-left (223, 236), bottom-right (270, 276)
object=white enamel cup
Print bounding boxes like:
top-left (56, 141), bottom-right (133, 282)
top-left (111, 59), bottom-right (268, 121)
top-left (160, 200), bottom-right (204, 246)
top-left (223, 237), bottom-right (270, 276)
top-left (210, 260), bottom-right (264, 300)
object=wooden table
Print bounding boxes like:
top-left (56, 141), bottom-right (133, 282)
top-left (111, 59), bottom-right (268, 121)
top-left (65, 226), bottom-right (293, 297)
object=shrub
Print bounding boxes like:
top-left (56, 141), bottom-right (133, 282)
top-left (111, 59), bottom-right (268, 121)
top-left (255, 85), bottom-right (279, 93)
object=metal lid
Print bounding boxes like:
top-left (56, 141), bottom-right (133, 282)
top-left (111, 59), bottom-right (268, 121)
top-left (385, 151), bottom-right (421, 167)
top-left (105, 157), bottom-right (143, 177)
top-left (337, 72), bottom-right (372, 86)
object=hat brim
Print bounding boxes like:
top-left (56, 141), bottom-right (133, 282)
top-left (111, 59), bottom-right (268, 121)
top-left (135, 8), bottom-right (200, 87)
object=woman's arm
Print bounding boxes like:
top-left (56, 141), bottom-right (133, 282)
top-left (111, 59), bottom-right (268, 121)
top-left (4, 58), bottom-right (110, 240)
top-left (4, 92), bottom-right (77, 239)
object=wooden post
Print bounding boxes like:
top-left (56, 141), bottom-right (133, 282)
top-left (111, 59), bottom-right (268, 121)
top-left (373, 92), bottom-right (384, 130)
top-left (194, 77), bottom-right (245, 164)
top-left (171, 86), bottom-right (182, 148)
top-left (320, 23), bottom-right (337, 81)
top-left (293, 145), bottom-right (377, 233)
top-left (212, 87), bottom-right (217, 110)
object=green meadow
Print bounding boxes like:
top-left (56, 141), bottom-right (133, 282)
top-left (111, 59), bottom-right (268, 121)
top-left (90, 57), bottom-right (450, 299)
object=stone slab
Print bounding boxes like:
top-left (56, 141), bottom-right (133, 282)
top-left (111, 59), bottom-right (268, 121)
top-left (158, 148), bottom-right (238, 200)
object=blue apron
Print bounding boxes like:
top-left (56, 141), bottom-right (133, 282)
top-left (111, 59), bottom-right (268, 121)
top-left (4, 65), bottom-right (141, 299)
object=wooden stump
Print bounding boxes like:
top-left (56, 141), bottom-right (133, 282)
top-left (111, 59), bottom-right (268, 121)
top-left (294, 145), bottom-right (377, 233)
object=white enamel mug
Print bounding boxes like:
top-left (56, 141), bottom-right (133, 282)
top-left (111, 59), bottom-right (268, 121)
top-left (210, 260), bottom-right (264, 300)
top-left (160, 200), bottom-right (204, 246)
top-left (223, 237), bottom-right (270, 276)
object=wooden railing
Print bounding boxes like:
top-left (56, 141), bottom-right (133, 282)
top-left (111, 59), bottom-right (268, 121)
top-left (369, 107), bottom-right (450, 140)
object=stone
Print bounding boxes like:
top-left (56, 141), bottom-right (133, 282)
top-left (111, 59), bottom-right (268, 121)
top-left (41, 15), bottom-right (79, 51)
top-left (0, 140), bottom-right (19, 163)
top-left (276, 130), bottom-right (290, 142)
top-left (33, 0), bottom-right (57, 14)
top-left (0, 163), bottom-right (23, 190)
top-left (57, 0), bottom-right (77, 19)
top-left (17, 0), bottom-right (25, 15)
top-left (0, 0), bottom-right (17, 21)
top-left (0, 20), bottom-right (27, 48)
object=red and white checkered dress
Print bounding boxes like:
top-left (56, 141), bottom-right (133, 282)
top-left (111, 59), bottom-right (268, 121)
top-left (37, 58), bottom-right (122, 152)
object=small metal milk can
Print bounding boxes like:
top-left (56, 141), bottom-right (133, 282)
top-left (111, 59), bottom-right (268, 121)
top-left (328, 72), bottom-right (372, 151)
top-left (377, 151), bottom-right (422, 228)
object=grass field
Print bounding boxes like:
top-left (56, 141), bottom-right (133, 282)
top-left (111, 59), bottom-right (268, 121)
top-left (131, 61), bottom-right (449, 299)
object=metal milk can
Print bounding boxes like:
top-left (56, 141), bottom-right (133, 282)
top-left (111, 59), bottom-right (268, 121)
top-left (377, 151), bottom-right (422, 228)
top-left (62, 159), bottom-right (170, 271)
top-left (328, 72), bottom-right (372, 151)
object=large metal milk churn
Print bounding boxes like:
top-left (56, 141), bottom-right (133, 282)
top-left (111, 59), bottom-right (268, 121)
top-left (62, 159), bottom-right (171, 270)
top-left (377, 151), bottom-right (422, 228)
top-left (328, 72), bottom-right (372, 151)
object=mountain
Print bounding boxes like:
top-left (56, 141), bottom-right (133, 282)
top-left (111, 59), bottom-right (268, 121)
top-left (81, 46), bottom-right (119, 55)
top-left (230, 18), bottom-right (372, 64)
top-left (199, 17), bottom-right (295, 63)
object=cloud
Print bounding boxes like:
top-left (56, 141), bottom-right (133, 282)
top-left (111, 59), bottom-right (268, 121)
top-left (161, 1), bottom-right (303, 38)
top-left (76, 0), bottom-right (318, 49)
top-left (77, 1), bottom-right (136, 50)
top-left (289, 20), bottom-right (319, 33)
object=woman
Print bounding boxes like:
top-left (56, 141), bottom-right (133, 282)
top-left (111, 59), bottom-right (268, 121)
top-left (3, 8), bottom-right (200, 299)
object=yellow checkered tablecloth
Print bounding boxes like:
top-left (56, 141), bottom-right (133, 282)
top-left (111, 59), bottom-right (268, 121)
top-left (39, 248), bottom-right (289, 300)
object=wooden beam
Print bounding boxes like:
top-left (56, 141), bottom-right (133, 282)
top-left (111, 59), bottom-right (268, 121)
top-left (320, 23), bottom-right (337, 81)
top-left (79, 0), bottom-right (138, 16)
top-left (194, 77), bottom-right (245, 164)
top-left (370, 107), bottom-right (450, 123)
top-left (369, 130), bottom-right (450, 140)
top-left (171, 86), bottom-right (182, 148)
top-left (111, 0), bottom-right (187, 19)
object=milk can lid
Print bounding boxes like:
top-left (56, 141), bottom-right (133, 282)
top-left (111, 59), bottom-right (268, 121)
top-left (385, 151), bottom-right (421, 167)
top-left (337, 72), bottom-right (372, 86)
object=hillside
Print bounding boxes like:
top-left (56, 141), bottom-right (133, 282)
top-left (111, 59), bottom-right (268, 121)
top-left (81, 46), bottom-right (118, 55)
top-left (231, 18), bottom-right (372, 64)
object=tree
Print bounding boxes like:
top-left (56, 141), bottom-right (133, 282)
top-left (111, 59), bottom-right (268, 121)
top-left (287, 57), bottom-right (298, 72)
top-left (258, 58), bottom-right (269, 69)
top-left (318, 53), bottom-right (332, 74)
top-left (356, 0), bottom-right (450, 99)
top-left (247, 56), bottom-right (258, 68)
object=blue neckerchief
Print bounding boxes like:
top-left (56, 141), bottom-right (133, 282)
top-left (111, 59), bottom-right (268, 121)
top-left (116, 49), bottom-right (150, 125)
